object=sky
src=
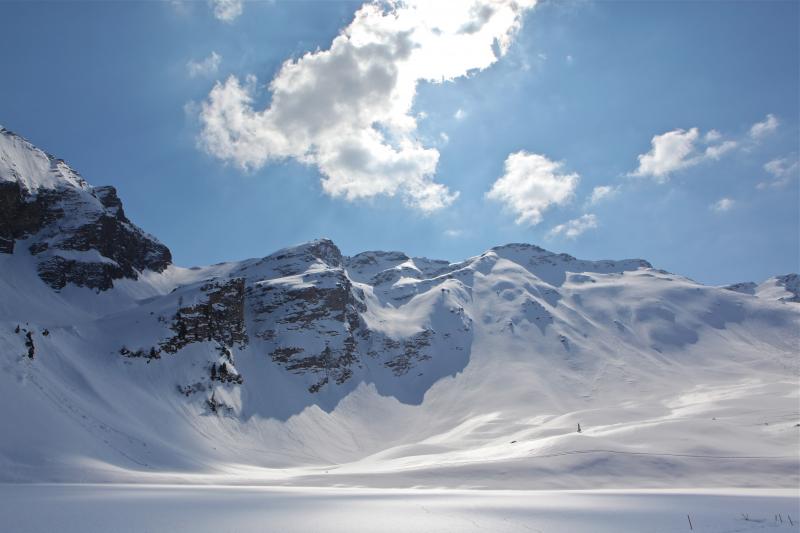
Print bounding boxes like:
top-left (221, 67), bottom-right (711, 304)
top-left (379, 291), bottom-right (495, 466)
top-left (0, 0), bottom-right (797, 285)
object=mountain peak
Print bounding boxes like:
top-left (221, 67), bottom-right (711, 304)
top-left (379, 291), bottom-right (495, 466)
top-left (0, 127), bottom-right (88, 193)
top-left (0, 126), bottom-right (171, 289)
top-left (268, 238), bottom-right (343, 269)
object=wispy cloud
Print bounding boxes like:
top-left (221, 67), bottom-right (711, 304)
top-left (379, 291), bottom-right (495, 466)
top-left (548, 213), bottom-right (597, 239)
top-left (757, 155), bottom-right (799, 189)
top-left (197, 0), bottom-right (537, 212)
top-left (487, 151), bottom-right (579, 226)
top-left (710, 197), bottom-right (735, 213)
top-left (187, 52), bottom-right (222, 78)
top-left (703, 140), bottom-right (738, 160)
top-left (749, 113), bottom-right (779, 141)
top-left (211, 0), bottom-right (243, 22)
top-left (587, 184), bottom-right (619, 205)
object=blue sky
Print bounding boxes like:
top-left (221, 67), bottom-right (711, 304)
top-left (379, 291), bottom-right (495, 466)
top-left (1, 0), bottom-right (797, 285)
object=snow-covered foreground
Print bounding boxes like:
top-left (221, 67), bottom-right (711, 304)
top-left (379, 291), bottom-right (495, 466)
top-left (1, 485), bottom-right (797, 533)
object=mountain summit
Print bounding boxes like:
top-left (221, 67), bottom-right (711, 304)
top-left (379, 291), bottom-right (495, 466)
top-left (0, 127), bottom-right (171, 290)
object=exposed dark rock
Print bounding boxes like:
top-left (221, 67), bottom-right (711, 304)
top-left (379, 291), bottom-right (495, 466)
top-left (206, 391), bottom-right (233, 415)
top-left (210, 361), bottom-right (243, 385)
top-left (177, 382), bottom-right (207, 397)
top-left (250, 267), bottom-right (364, 392)
top-left (161, 278), bottom-right (248, 354)
top-left (0, 182), bottom-right (63, 254)
top-left (384, 329), bottom-right (434, 376)
top-left (24, 331), bottom-right (35, 359)
top-left (119, 346), bottom-right (161, 360)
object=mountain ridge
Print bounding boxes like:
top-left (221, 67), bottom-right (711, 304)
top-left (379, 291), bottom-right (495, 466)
top-left (1, 127), bottom-right (798, 489)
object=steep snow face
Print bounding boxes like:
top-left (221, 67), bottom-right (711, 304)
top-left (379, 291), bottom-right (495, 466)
top-left (0, 131), bottom-right (798, 489)
top-left (0, 127), bottom-right (89, 192)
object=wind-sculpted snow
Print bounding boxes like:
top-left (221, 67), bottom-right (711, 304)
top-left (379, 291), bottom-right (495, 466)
top-left (0, 130), bottom-right (798, 490)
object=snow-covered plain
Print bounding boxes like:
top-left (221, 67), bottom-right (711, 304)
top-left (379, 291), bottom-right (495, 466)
top-left (1, 485), bottom-right (797, 533)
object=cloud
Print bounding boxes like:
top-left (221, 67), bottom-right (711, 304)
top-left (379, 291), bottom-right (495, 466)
top-left (757, 155), bottom-right (799, 189)
top-left (198, 0), bottom-right (537, 212)
top-left (710, 197), bottom-right (735, 213)
top-left (211, 0), bottom-right (243, 22)
top-left (587, 184), bottom-right (618, 205)
top-left (487, 151), bottom-right (579, 225)
top-left (630, 128), bottom-right (701, 181)
top-left (443, 229), bottom-right (463, 238)
top-left (703, 140), bottom-right (738, 160)
top-left (187, 52), bottom-right (222, 78)
top-left (548, 214), bottom-right (598, 239)
top-left (630, 127), bottom-right (740, 182)
top-left (749, 114), bottom-right (779, 141)
top-left (453, 108), bottom-right (467, 120)
top-left (764, 156), bottom-right (798, 178)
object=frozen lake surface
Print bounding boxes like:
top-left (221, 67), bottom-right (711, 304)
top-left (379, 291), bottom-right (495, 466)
top-left (2, 485), bottom-right (798, 533)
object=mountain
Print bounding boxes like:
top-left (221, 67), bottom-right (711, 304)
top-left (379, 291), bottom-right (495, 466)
top-left (0, 127), bottom-right (798, 488)
top-left (0, 127), bottom-right (170, 291)
top-left (725, 274), bottom-right (800, 303)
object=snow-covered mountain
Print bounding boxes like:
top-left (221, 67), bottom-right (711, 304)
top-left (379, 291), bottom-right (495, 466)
top-left (1, 127), bottom-right (798, 488)
top-left (725, 274), bottom-right (800, 303)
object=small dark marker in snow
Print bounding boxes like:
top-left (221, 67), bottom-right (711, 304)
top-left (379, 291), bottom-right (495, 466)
top-left (510, 440), bottom-right (517, 444)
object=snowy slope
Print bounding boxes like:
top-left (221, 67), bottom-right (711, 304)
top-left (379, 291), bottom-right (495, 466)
top-left (726, 274), bottom-right (800, 303)
top-left (0, 128), bottom-right (798, 489)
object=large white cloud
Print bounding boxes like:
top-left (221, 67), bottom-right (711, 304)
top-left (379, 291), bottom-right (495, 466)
top-left (487, 151), bottom-right (579, 225)
top-left (198, 0), bottom-right (537, 212)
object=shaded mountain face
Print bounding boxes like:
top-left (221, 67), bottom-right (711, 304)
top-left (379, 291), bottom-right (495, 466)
top-left (0, 128), bottom-right (171, 290)
top-left (1, 128), bottom-right (798, 487)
